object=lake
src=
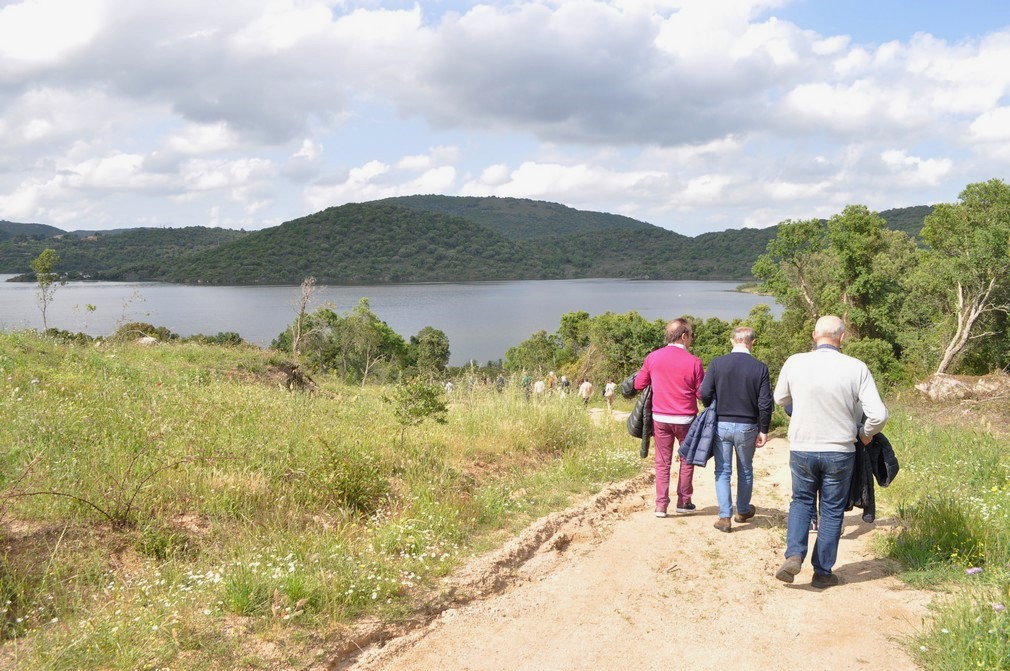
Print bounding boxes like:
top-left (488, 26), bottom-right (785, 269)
top-left (0, 277), bottom-right (779, 365)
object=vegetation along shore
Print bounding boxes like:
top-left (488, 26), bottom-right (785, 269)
top-left (0, 179), bottom-right (1008, 669)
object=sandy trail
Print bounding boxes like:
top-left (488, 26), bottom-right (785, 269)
top-left (335, 431), bottom-right (931, 671)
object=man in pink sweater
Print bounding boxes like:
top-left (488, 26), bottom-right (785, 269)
top-left (635, 319), bottom-right (705, 517)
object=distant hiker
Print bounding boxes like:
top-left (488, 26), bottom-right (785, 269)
top-left (773, 315), bottom-right (888, 589)
top-left (547, 371), bottom-right (557, 394)
top-left (496, 373), bottom-right (506, 392)
top-left (699, 326), bottom-right (773, 533)
top-left (634, 319), bottom-right (704, 518)
top-left (521, 371), bottom-right (533, 400)
top-left (603, 379), bottom-right (617, 412)
top-left (578, 378), bottom-right (594, 406)
top-left (560, 375), bottom-right (571, 396)
top-left (445, 380), bottom-right (454, 394)
top-left (533, 377), bottom-right (546, 396)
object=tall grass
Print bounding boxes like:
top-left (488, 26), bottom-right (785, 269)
top-left (878, 406), bottom-right (1010, 670)
top-left (0, 332), bottom-right (641, 669)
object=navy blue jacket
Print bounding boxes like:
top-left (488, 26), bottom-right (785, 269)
top-left (678, 398), bottom-right (717, 467)
top-left (699, 351), bottom-right (773, 432)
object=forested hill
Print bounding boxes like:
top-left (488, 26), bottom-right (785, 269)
top-left (0, 227), bottom-right (248, 280)
top-left (379, 195), bottom-right (660, 239)
top-left (160, 203), bottom-right (549, 284)
top-left (0, 199), bottom-right (935, 284)
top-left (0, 220), bottom-right (65, 241)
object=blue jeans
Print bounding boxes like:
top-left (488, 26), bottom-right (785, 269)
top-left (785, 450), bottom-right (856, 575)
top-left (713, 422), bottom-right (758, 519)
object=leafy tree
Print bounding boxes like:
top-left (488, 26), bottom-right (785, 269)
top-left (412, 326), bottom-right (450, 380)
top-left (384, 380), bottom-right (449, 445)
top-left (913, 179), bottom-right (1010, 374)
top-left (752, 219), bottom-right (826, 322)
top-left (30, 248), bottom-right (62, 330)
top-left (504, 330), bottom-right (564, 375)
top-left (278, 299), bottom-right (408, 384)
top-left (557, 310), bottom-right (591, 360)
top-left (584, 311), bottom-right (665, 382)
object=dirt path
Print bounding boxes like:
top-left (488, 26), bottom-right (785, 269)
top-left (334, 433), bottom-right (931, 671)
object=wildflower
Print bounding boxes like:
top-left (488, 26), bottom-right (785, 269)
top-left (993, 603), bottom-right (1006, 613)
top-left (941, 628), bottom-right (950, 634)
top-left (966, 567), bottom-right (983, 575)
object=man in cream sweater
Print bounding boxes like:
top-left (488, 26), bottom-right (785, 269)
top-left (772, 315), bottom-right (888, 589)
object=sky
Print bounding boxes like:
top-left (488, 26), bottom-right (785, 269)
top-left (4, 1), bottom-right (1010, 236)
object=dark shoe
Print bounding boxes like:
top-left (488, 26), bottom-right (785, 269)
top-left (675, 502), bottom-right (696, 514)
top-left (811, 572), bottom-right (839, 589)
top-left (714, 517), bottom-right (732, 533)
top-left (733, 505), bottom-right (756, 523)
top-left (775, 556), bottom-right (803, 583)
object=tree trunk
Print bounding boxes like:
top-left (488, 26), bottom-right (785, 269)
top-left (935, 279), bottom-right (994, 374)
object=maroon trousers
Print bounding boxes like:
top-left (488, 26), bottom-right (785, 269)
top-left (653, 421), bottom-right (695, 512)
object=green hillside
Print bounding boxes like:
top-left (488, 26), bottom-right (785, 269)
top-left (0, 220), bottom-right (65, 241)
top-left (0, 227), bottom-right (248, 279)
top-left (0, 199), bottom-right (936, 284)
top-left (160, 203), bottom-right (548, 284)
top-left (879, 205), bottom-right (934, 239)
top-left (380, 195), bottom-right (657, 239)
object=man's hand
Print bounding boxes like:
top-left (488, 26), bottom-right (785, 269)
top-left (756, 432), bottom-right (767, 448)
top-left (859, 434), bottom-right (872, 445)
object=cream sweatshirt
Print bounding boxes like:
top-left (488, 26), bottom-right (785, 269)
top-left (773, 347), bottom-right (888, 452)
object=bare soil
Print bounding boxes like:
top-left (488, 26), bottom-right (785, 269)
top-left (328, 431), bottom-right (932, 671)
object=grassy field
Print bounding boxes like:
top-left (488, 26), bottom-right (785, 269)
top-left (3, 330), bottom-right (1008, 670)
top-left (876, 396), bottom-right (1010, 670)
top-left (0, 332), bottom-right (641, 669)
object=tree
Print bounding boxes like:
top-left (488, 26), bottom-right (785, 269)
top-left (291, 276), bottom-right (317, 356)
top-left (276, 298), bottom-right (408, 384)
top-left (504, 330), bottom-right (564, 375)
top-left (30, 248), bottom-right (62, 331)
top-left (914, 179), bottom-right (1010, 373)
top-left (751, 219), bottom-right (826, 321)
top-left (384, 380), bottom-right (449, 445)
top-left (412, 326), bottom-right (450, 380)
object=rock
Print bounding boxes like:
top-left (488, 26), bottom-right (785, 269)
top-left (915, 372), bottom-right (1010, 401)
top-left (134, 336), bottom-right (159, 346)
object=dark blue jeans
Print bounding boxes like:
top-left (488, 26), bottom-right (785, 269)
top-left (785, 450), bottom-right (856, 575)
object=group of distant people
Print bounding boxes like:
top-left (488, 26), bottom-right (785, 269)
top-left (631, 315), bottom-right (887, 589)
top-left (520, 371), bottom-right (618, 409)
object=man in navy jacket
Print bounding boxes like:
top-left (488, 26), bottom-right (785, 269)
top-left (699, 326), bottom-right (773, 533)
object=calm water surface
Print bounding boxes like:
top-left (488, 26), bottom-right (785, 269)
top-left (0, 277), bottom-right (779, 365)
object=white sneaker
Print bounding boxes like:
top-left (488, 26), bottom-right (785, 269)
top-left (655, 510), bottom-right (668, 518)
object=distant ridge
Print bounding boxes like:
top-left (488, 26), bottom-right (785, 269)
top-left (0, 199), bottom-right (935, 284)
top-left (379, 195), bottom-right (661, 239)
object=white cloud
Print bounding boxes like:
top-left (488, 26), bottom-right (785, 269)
top-left (0, 0), bottom-right (103, 65)
top-left (167, 123), bottom-right (242, 154)
top-left (880, 150), bottom-right (952, 186)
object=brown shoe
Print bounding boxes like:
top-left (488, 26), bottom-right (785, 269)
top-left (733, 505), bottom-right (756, 523)
top-left (714, 517), bottom-right (732, 533)
top-left (775, 556), bottom-right (803, 583)
top-left (811, 572), bottom-right (840, 589)
top-left (735, 503), bottom-right (759, 525)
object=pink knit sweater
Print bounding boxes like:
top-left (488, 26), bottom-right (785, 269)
top-left (634, 344), bottom-right (704, 417)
